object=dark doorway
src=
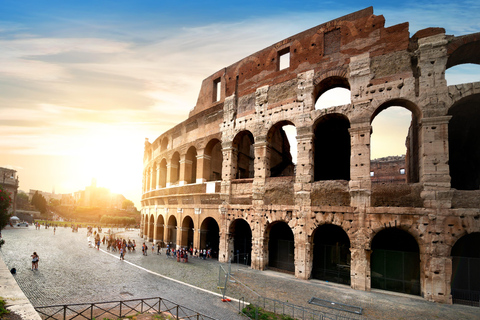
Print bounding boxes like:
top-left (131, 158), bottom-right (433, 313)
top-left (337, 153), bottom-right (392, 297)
top-left (231, 219), bottom-right (252, 265)
top-left (182, 216), bottom-right (194, 249)
top-left (371, 228), bottom-right (420, 295)
top-left (451, 232), bottom-right (480, 306)
top-left (200, 217), bottom-right (220, 259)
top-left (312, 224), bottom-right (350, 285)
top-left (268, 222), bottom-right (295, 273)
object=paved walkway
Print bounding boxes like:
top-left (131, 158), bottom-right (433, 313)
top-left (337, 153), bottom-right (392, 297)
top-left (0, 226), bottom-right (479, 320)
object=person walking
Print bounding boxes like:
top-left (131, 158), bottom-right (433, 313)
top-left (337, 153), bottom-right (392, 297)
top-left (31, 252), bottom-right (39, 270)
top-left (119, 247), bottom-right (125, 260)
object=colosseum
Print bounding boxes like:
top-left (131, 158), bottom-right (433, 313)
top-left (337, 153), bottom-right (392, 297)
top-left (141, 7), bottom-right (480, 306)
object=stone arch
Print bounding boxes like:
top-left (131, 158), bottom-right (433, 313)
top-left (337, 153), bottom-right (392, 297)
top-left (228, 218), bottom-right (253, 265)
top-left (311, 224), bottom-right (351, 284)
top-left (185, 146), bottom-right (197, 184)
top-left (160, 136), bottom-right (169, 152)
top-left (370, 99), bottom-right (422, 183)
top-left (370, 227), bottom-right (421, 295)
top-left (170, 152), bottom-right (180, 185)
top-left (159, 158), bottom-right (167, 188)
top-left (155, 214), bottom-right (165, 245)
top-left (147, 214), bottom-right (155, 241)
top-left (448, 94), bottom-right (480, 190)
top-left (166, 215), bottom-right (177, 247)
top-left (266, 120), bottom-right (296, 177)
top-left (313, 74), bottom-right (351, 110)
top-left (232, 130), bottom-right (255, 179)
top-left (181, 215), bottom-right (194, 249)
top-left (446, 33), bottom-right (480, 69)
top-left (200, 216), bottom-right (220, 259)
top-left (204, 138), bottom-right (223, 181)
top-left (265, 220), bottom-right (295, 273)
top-left (313, 113), bottom-right (351, 181)
top-left (450, 232), bottom-right (480, 306)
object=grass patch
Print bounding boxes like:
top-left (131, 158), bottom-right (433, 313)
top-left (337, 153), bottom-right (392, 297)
top-left (242, 305), bottom-right (296, 320)
top-left (0, 297), bottom-right (10, 316)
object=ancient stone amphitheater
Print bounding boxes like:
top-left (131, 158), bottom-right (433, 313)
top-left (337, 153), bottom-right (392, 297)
top-left (141, 7), bottom-right (480, 305)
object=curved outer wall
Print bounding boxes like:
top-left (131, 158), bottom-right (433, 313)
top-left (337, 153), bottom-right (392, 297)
top-left (141, 7), bottom-right (480, 304)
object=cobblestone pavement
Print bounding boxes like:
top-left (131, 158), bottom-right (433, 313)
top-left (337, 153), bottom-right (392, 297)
top-left (1, 226), bottom-right (479, 320)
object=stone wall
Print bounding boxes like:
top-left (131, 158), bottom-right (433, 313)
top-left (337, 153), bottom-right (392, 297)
top-left (141, 7), bottom-right (480, 305)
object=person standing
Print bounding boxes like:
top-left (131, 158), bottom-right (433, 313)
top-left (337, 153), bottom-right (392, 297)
top-left (31, 252), bottom-right (39, 270)
top-left (119, 247), bottom-right (125, 260)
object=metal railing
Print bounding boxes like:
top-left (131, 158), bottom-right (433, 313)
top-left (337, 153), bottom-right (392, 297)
top-left (35, 297), bottom-right (220, 320)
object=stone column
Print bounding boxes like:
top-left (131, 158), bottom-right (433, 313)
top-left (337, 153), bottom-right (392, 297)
top-left (221, 142), bottom-right (237, 200)
top-left (150, 164), bottom-right (156, 191)
top-left (179, 154), bottom-right (189, 186)
top-left (166, 162), bottom-right (178, 187)
top-left (252, 138), bottom-right (268, 205)
top-left (420, 116), bottom-right (453, 208)
top-left (294, 130), bottom-right (314, 206)
top-left (146, 167), bottom-right (152, 192)
top-left (294, 221), bottom-right (309, 279)
top-left (251, 218), bottom-right (267, 270)
top-left (193, 228), bottom-right (201, 251)
top-left (349, 123), bottom-right (372, 208)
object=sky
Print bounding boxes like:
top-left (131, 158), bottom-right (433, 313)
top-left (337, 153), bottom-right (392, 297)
top-left (1, 0), bottom-right (479, 209)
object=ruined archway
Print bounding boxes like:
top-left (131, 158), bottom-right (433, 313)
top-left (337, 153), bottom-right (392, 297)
top-left (148, 214), bottom-right (155, 241)
top-left (181, 215), bottom-right (195, 249)
top-left (451, 232), bottom-right (480, 306)
top-left (160, 137), bottom-right (169, 152)
top-left (205, 138), bottom-right (223, 181)
top-left (229, 219), bottom-right (252, 265)
top-left (159, 158), bottom-right (167, 188)
top-left (267, 221), bottom-right (295, 273)
top-left (166, 215), bottom-right (177, 247)
top-left (448, 94), bottom-right (480, 190)
top-left (170, 152), bottom-right (180, 186)
top-left (313, 114), bottom-right (350, 181)
top-left (370, 100), bottom-right (421, 184)
top-left (233, 131), bottom-right (254, 179)
top-left (371, 228), bottom-right (420, 295)
top-left (267, 121), bottom-right (296, 177)
top-left (200, 217), bottom-right (220, 259)
top-left (311, 224), bottom-right (351, 285)
top-left (314, 76), bottom-right (351, 110)
top-left (185, 146), bottom-right (197, 184)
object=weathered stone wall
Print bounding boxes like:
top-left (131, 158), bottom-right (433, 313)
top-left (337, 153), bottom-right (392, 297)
top-left (141, 7), bottom-right (480, 305)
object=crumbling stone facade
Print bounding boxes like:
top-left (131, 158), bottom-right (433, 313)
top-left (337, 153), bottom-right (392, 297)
top-left (141, 7), bottom-right (480, 305)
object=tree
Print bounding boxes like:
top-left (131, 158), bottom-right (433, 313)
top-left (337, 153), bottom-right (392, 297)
top-left (31, 191), bottom-right (48, 214)
top-left (122, 199), bottom-right (134, 210)
top-left (0, 186), bottom-right (12, 230)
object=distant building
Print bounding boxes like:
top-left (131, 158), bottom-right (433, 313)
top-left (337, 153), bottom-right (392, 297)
top-left (0, 167), bottom-right (19, 215)
top-left (370, 155), bottom-right (406, 183)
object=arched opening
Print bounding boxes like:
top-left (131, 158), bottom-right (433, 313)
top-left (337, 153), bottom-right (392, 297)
top-left (148, 214), bottom-right (155, 241)
top-left (371, 228), bottom-right (420, 295)
top-left (159, 158), bottom-right (167, 188)
top-left (185, 146), bottom-right (197, 184)
top-left (314, 76), bottom-right (351, 110)
top-left (155, 215), bottom-right (165, 245)
top-left (166, 215), bottom-right (177, 248)
top-left (181, 216), bottom-right (194, 249)
top-left (200, 217), bottom-right (220, 259)
top-left (205, 139), bottom-right (223, 181)
top-left (312, 224), bottom-right (350, 285)
top-left (268, 221), bottom-right (295, 273)
top-left (370, 102), bottom-right (420, 184)
top-left (233, 131), bottom-right (254, 179)
top-left (160, 137), bottom-right (168, 152)
top-left (313, 114), bottom-right (350, 181)
top-left (451, 232), bottom-right (480, 306)
top-left (448, 94), bottom-right (480, 190)
top-left (445, 64), bottom-right (480, 86)
top-left (230, 219), bottom-right (252, 265)
top-left (170, 152), bottom-right (180, 186)
top-left (267, 121), bottom-right (296, 177)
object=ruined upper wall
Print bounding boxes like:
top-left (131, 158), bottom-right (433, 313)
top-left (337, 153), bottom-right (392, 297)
top-left (190, 7), bottom-right (415, 117)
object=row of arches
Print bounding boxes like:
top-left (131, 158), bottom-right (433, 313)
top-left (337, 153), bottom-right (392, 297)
top-left (142, 213), bottom-right (480, 303)
top-left (144, 139), bottom-right (223, 191)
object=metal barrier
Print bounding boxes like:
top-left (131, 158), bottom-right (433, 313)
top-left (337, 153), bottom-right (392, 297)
top-left (35, 297), bottom-right (220, 320)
